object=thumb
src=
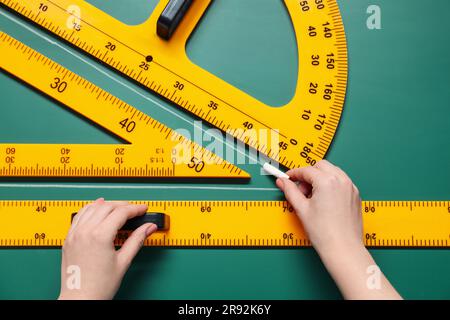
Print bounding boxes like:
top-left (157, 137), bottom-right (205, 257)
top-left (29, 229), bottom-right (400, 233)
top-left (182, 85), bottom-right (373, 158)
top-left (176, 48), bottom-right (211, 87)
top-left (277, 178), bottom-right (308, 219)
top-left (118, 223), bottom-right (157, 269)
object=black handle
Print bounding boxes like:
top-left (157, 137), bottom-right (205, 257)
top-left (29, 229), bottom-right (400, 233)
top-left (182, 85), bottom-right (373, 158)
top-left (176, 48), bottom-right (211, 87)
top-left (71, 212), bottom-right (170, 231)
top-left (122, 213), bottom-right (169, 231)
top-left (157, 0), bottom-right (193, 40)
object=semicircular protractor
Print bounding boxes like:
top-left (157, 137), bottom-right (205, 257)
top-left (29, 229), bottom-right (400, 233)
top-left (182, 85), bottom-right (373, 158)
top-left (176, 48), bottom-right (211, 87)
top-left (1, 0), bottom-right (348, 168)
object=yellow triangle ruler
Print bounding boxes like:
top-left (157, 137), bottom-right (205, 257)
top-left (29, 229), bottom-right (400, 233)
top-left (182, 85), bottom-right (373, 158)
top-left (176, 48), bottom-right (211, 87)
top-left (0, 32), bottom-right (249, 178)
top-left (0, 200), bottom-right (448, 248)
top-left (0, 0), bottom-right (348, 168)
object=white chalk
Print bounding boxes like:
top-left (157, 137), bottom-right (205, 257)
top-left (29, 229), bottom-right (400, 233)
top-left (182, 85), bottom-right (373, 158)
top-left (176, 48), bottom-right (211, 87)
top-left (263, 163), bottom-right (290, 179)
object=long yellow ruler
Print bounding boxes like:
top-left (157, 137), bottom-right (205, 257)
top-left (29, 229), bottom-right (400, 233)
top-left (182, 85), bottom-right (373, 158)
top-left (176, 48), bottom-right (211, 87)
top-left (0, 32), bottom-right (248, 178)
top-left (0, 0), bottom-right (348, 169)
top-left (0, 200), bottom-right (448, 247)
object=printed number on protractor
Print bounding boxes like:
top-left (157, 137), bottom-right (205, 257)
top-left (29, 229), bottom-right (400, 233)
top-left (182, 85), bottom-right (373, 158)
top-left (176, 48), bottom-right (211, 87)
top-left (0, 32), bottom-right (248, 178)
top-left (0, 201), bottom-right (448, 248)
top-left (0, 0), bottom-right (348, 168)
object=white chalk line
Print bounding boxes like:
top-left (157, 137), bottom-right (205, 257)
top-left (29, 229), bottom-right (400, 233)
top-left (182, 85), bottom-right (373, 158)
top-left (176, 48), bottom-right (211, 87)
top-left (0, 11), bottom-right (260, 164)
top-left (0, 183), bottom-right (279, 192)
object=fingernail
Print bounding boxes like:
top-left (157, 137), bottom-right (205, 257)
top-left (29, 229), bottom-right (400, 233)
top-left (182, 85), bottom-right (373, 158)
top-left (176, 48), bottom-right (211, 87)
top-left (145, 224), bottom-right (157, 236)
top-left (96, 197), bottom-right (105, 202)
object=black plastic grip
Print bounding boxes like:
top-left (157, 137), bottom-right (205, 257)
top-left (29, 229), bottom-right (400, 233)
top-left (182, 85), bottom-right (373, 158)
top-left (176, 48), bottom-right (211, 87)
top-left (157, 0), bottom-right (193, 40)
top-left (71, 212), bottom-right (170, 231)
top-left (122, 213), bottom-right (169, 231)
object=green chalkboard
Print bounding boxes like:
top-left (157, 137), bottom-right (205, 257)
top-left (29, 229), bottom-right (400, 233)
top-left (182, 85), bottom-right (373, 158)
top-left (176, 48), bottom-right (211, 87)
top-left (0, 0), bottom-right (449, 299)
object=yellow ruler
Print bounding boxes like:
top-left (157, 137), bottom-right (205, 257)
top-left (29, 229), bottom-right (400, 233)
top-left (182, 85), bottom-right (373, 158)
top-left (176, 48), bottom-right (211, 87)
top-left (0, 0), bottom-right (348, 169)
top-left (0, 200), bottom-right (448, 247)
top-left (0, 32), bottom-right (248, 178)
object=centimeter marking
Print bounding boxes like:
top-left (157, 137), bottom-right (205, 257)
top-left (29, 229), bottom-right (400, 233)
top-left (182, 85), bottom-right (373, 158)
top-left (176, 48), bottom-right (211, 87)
top-left (0, 32), bottom-right (248, 178)
top-left (0, 0), bottom-right (348, 169)
top-left (0, 200), bottom-right (448, 248)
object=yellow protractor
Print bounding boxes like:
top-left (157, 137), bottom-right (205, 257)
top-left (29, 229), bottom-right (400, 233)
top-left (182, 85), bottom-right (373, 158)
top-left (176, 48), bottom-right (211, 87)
top-left (0, 32), bottom-right (249, 178)
top-left (0, 200), bottom-right (448, 248)
top-left (0, 0), bottom-right (348, 169)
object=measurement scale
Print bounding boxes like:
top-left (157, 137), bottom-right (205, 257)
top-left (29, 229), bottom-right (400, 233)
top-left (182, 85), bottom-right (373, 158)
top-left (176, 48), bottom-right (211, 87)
top-left (0, 200), bottom-right (448, 247)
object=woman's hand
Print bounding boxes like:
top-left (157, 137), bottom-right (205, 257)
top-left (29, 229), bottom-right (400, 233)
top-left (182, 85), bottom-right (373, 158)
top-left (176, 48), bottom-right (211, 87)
top-left (58, 199), bottom-right (157, 300)
top-left (276, 159), bottom-right (362, 254)
top-left (277, 160), bottom-right (401, 299)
